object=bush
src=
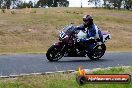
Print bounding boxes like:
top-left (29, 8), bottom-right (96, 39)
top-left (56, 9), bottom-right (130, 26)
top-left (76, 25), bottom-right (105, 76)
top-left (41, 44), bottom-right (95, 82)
top-left (1, 9), bottom-right (5, 13)
top-left (11, 10), bottom-right (16, 14)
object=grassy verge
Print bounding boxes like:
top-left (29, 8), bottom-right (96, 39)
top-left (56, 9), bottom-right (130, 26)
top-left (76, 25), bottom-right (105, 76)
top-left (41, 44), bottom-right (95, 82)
top-left (0, 66), bottom-right (132, 88)
top-left (0, 8), bottom-right (132, 53)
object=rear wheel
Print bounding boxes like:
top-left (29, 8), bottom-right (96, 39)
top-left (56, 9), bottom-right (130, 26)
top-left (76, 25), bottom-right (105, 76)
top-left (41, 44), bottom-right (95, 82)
top-left (87, 44), bottom-right (106, 60)
top-left (46, 45), bottom-right (64, 62)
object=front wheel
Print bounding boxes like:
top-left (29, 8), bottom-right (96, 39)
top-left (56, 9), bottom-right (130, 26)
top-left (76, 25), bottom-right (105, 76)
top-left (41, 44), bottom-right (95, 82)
top-left (87, 44), bottom-right (106, 60)
top-left (46, 45), bottom-right (64, 62)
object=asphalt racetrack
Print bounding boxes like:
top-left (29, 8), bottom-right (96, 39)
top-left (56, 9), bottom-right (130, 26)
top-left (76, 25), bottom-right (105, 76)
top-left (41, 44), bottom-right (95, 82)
top-left (0, 52), bottom-right (132, 76)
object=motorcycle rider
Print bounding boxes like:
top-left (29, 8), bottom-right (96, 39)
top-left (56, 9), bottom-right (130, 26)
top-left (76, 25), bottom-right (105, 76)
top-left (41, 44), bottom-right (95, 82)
top-left (76, 15), bottom-right (103, 43)
top-left (75, 15), bottom-right (103, 56)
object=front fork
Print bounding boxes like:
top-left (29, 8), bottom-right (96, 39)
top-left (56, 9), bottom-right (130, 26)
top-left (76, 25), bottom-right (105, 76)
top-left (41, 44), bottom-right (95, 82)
top-left (54, 42), bottom-right (67, 56)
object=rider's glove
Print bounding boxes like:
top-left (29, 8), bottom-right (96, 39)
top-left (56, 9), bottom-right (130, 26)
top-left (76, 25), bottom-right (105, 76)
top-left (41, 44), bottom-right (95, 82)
top-left (96, 38), bottom-right (100, 42)
top-left (88, 37), bottom-right (96, 43)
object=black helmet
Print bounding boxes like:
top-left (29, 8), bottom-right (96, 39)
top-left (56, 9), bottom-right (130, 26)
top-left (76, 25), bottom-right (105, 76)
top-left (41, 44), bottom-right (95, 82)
top-left (83, 15), bottom-right (93, 27)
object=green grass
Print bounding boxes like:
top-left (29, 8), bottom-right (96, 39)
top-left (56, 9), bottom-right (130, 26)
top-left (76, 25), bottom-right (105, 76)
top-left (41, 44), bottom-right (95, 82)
top-left (0, 8), bottom-right (132, 53)
top-left (0, 66), bottom-right (132, 88)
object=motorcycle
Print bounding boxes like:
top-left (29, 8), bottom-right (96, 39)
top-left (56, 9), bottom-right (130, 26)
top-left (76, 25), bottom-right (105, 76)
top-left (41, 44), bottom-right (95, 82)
top-left (46, 24), bottom-right (111, 61)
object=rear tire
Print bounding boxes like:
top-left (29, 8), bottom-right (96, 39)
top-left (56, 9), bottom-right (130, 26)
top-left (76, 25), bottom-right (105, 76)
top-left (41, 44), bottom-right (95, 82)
top-left (46, 45), bottom-right (64, 62)
top-left (87, 44), bottom-right (106, 60)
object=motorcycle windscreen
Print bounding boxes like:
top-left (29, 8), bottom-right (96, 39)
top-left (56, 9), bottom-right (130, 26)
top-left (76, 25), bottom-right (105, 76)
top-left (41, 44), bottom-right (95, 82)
top-left (62, 25), bottom-right (75, 35)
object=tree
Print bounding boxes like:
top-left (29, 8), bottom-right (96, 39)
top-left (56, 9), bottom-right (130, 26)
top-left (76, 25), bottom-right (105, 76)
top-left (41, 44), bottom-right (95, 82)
top-left (57, 0), bottom-right (69, 7)
top-left (0, 0), bottom-right (69, 8)
top-left (0, 0), bottom-right (2, 8)
top-left (4, 0), bottom-right (11, 9)
top-left (0, 0), bottom-right (18, 9)
top-left (123, 0), bottom-right (132, 9)
top-left (88, 0), bottom-right (101, 8)
top-left (14, 0), bottom-right (34, 8)
top-left (103, 0), bottom-right (124, 9)
top-left (109, 0), bottom-right (123, 9)
top-left (29, 1), bottom-right (33, 8)
top-left (15, 0), bottom-right (23, 8)
top-left (37, 0), bottom-right (69, 7)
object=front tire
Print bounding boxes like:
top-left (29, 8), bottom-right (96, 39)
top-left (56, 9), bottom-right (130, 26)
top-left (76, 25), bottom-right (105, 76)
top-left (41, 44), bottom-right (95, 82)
top-left (46, 45), bottom-right (64, 62)
top-left (87, 44), bottom-right (106, 60)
